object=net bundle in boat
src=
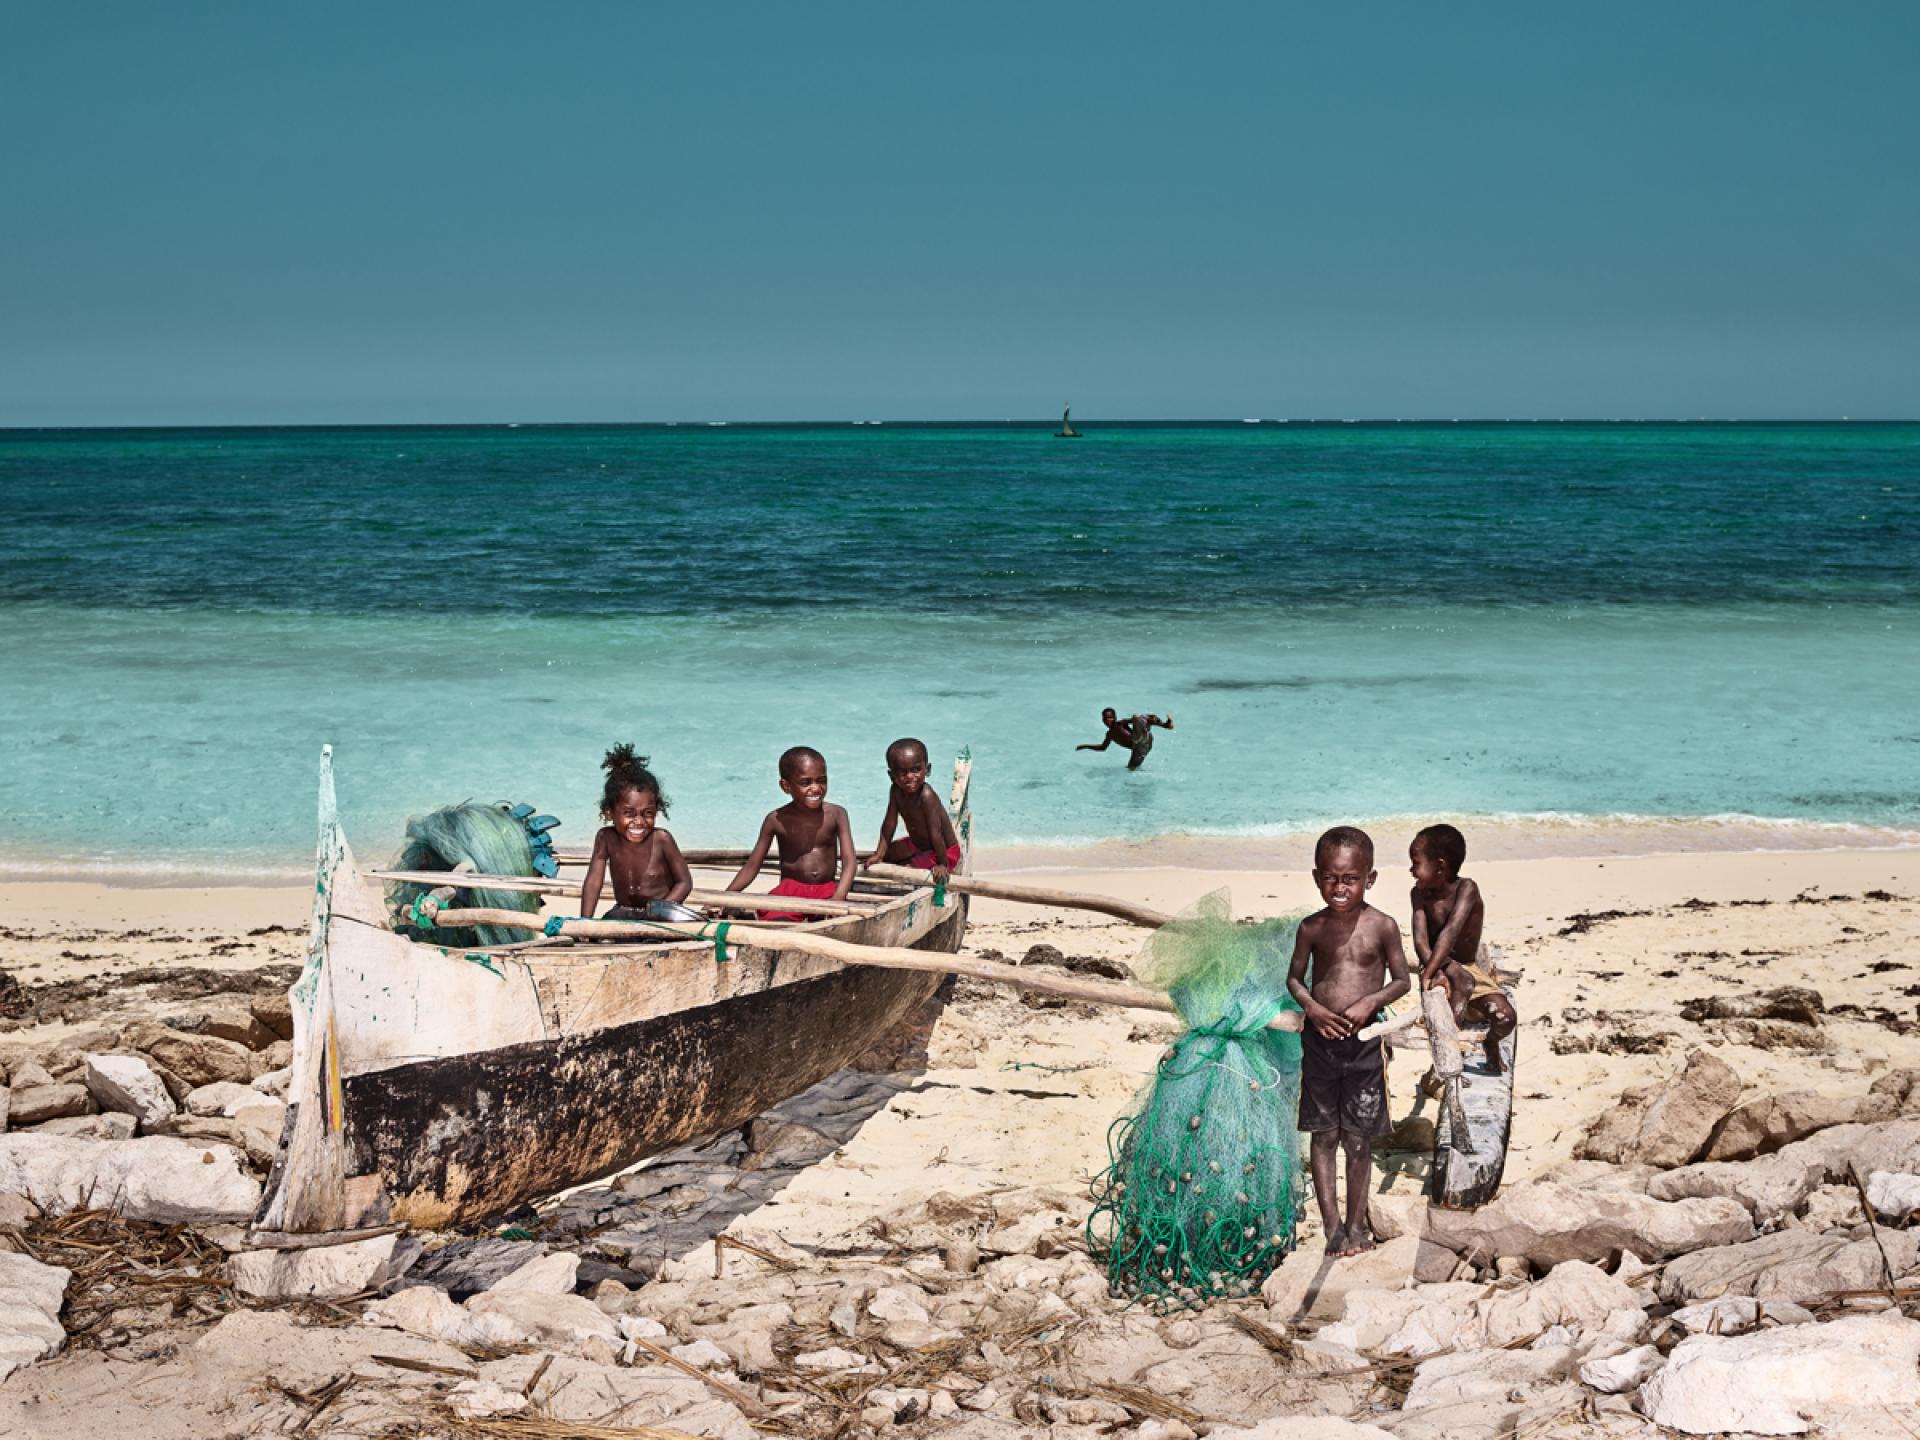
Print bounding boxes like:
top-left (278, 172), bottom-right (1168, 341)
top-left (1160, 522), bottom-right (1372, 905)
top-left (1086, 891), bottom-right (1305, 1310)
top-left (387, 802), bottom-right (555, 948)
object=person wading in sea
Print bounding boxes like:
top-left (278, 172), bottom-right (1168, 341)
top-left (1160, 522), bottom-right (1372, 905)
top-left (1076, 708), bottom-right (1175, 770)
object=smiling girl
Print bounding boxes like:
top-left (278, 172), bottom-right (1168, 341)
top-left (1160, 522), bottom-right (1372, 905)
top-left (579, 744), bottom-right (693, 920)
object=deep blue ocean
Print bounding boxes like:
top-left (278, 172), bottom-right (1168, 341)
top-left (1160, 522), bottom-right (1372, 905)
top-left (2, 421), bottom-right (1917, 876)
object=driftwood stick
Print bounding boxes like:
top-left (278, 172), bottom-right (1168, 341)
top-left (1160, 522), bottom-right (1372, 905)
top-left (425, 906), bottom-right (1310, 1031)
top-left (862, 864), bottom-right (1172, 929)
top-left (623, 1334), bottom-right (771, 1417)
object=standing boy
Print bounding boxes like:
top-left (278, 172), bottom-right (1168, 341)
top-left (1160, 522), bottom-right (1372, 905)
top-left (727, 746), bottom-right (857, 921)
top-left (865, 737), bottom-right (961, 884)
top-left (1286, 825), bottom-right (1411, 1257)
top-left (1410, 823), bottom-right (1517, 1073)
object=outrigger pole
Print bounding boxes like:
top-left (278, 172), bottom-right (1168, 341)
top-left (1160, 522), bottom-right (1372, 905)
top-left (423, 904), bottom-right (1430, 1041)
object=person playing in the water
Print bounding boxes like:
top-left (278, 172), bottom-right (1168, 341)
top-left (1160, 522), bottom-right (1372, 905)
top-left (727, 746), bottom-right (857, 921)
top-left (579, 745), bottom-right (693, 921)
top-left (1287, 825), bottom-right (1411, 1258)
top-left (865, 737), bottom-right (961, 884)
top-left (1410, 822), bottom-right (1517, 1074)
top-left (1076, 707), bottom-right (1175, 770)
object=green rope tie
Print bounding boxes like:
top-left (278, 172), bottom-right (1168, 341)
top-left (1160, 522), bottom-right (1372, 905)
top-left (409, 894), bottom-right (441, 929)
top-left (713, 921), bottom-right (731, 964)
top-left (933, 880), bottom-right (947, 907)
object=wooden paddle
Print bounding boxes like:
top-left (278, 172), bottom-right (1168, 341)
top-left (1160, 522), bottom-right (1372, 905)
top-left (860, 863), bottom-right (1172, 929)
top-left (424, 904), bottom-right (1410, 1037)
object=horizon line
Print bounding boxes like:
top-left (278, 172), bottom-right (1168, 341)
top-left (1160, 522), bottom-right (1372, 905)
top-left (3, 415), bottom-right (1916, 435)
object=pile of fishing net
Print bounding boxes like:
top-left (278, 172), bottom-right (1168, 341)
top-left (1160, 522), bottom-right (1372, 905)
top-left (387, 801), bottom-right (559, 949)
top-left (1086, 891), bottom-right (1306, 1310)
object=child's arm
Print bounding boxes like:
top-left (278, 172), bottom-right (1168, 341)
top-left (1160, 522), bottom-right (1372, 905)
top-left (1342, 918), bottom-right (1412, 1028)
top-left (1286, 921), bottom-right (1351, 1039)
top-left (1075, 735), bottom-right (1112, 751)
top-left (866, 790), bottom-right (900, 869)
top-left (1411, 895), bottom-right (1432, 971)
top-left (929, 794), bottom-right (960, 883)
top-left (726, 815), bottom-right (777, 892)
top-left (1424, 879), bottom-right (1481, 979)
top-left (580, 829), bottom-right (611, 918)
top-left (831, 805), bottom-right (857, 902)
top-left (658, 831), bottom-right (693, 904)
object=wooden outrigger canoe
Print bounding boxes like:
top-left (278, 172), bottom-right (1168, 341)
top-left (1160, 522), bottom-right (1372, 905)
top-left (257, 746), bottom-right (973, 1234)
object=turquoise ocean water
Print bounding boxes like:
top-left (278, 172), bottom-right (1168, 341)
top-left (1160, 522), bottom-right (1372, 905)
top-left (1, 422), bottom-right (1917, 878)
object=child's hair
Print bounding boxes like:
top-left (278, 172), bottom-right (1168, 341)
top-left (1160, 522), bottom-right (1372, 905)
top-left (1314, 825), bottom-right (1375, 869)
top-left (779, 745), bottom-right (825, 780)
top-left (886, 737), bottom-right (928, 772)
top-left (1414, 823), bottom-right (1466, 875)
top-left (600, 743), bottom-right (670, 820)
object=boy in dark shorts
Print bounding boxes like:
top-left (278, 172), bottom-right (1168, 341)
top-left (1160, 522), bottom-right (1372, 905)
top-left (865, 737), bottom-right (961, 884)
top-left (1287, 825), bottom-right (1411, 1257)
top-left (727, 746), bottom-right (858, 921)
top-left (1410, 822), bottom-right (1517, 1073)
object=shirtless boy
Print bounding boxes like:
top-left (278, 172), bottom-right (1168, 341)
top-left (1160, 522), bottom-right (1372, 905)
top-left (580, 745), bottom-right (693, 920)
top-left (1410, 823), bottom-right (1517, 1073)
top-left (727, 746), bottom-right (857, 920)
top-left (1287, 825), bottom-right (1410, 1257)
top-left (866, 737), bottom-right (961, 883)
top-left (1076, 707), bottom-right (1174, 770)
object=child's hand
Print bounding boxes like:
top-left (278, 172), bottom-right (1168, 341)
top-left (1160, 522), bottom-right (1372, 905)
top-left (864, 850), bottom-right (885, 870)
top-left (932, 863), bottom-right (951, 885)
top-left (1341, 998), bottom-right (1376, 1030)
top-left (1308, 1001), bottom-right (1352, 1040)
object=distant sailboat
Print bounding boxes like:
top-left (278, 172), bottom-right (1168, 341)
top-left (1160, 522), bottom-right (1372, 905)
top-left (1055, 404), bottom-right (1081, 439)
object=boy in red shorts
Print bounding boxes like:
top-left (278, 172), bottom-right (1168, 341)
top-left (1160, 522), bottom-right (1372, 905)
top-left (865, 737), bottom-right (961, 884)
top-left (727, 747), bottom-right (857, 921)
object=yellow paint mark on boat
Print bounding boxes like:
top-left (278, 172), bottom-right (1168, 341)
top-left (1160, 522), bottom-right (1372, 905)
top-left (326, 1014), bottom-right (345, 1132)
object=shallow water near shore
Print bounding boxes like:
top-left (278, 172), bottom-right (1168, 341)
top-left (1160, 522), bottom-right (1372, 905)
top-left (2, 420), bottom-right (1917, 873)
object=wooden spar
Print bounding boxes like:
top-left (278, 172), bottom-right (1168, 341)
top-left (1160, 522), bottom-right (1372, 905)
top-left (1424, 984), bottom-right (1475, 1155)
top-left (429, 904), bottom-right (1317, 1033)
top-left (368, 869), bottom-right (878, 919)
top-left (862, 864), bottom-right (1172, 929)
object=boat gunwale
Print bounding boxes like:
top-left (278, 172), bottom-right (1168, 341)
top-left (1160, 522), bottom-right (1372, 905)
top-left (371, 870), bottom-right (943, 960)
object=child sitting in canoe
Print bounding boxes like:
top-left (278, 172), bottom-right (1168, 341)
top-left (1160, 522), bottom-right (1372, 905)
top-left (580, 745), bottom-right (693, 921)
top-left (1287, 825), bottom-right (1411, 1257)
top-left (727, 746), bottom-right (858, 921)
top-left (1410, 823), bottom-right (1517, 1073)
top-left (865, 737), bottom-right (961, 884)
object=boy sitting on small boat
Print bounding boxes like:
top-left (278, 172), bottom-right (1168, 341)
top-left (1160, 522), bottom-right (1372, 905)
top-left (1409, 823), bottom-right (1517, 1073)
top-left (866, 737), bottom-right (961, 884)
top-left (580, 745), bottom-right (694, 920)
top-left (1287, 825), bottom-right (1411, 1257)
top-left (728, 746), bottom-right (858, 921)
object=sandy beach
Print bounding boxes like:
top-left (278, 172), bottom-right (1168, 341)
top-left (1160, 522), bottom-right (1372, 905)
top-left (7, 840), bottom-right (1919, 1210)
top-left (4, 840), bottom-right (1920, 1437)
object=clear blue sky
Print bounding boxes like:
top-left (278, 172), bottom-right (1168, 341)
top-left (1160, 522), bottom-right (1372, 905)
top-left (3, 3), bottom-right (1915, 424)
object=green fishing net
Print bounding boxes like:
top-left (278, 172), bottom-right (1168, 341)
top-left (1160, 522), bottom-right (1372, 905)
top-left (387, 802), bottom-right (548, 948)
top-left (1087, 891), bottom-right (1306, 1310)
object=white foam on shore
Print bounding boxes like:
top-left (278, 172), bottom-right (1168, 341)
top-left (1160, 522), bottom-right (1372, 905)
top-left (974, 811), bottom-right (1920, 873)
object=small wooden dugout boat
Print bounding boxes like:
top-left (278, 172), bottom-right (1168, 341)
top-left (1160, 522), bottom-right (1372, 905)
top-left (258, 747), bottom-right (972, 1233)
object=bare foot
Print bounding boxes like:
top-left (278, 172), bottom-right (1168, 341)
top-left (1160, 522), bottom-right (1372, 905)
top-left (1341, 1230), bottom-right (1376, 1257)
top-left (1324, 1226), bottom-right (1346, 1257)
top-left (1484, 1036), bottom-right (1506, 1074)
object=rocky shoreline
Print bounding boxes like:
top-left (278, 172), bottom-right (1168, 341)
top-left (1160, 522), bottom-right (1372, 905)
top-left (4, 860), bottom-right (1920, 1437)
